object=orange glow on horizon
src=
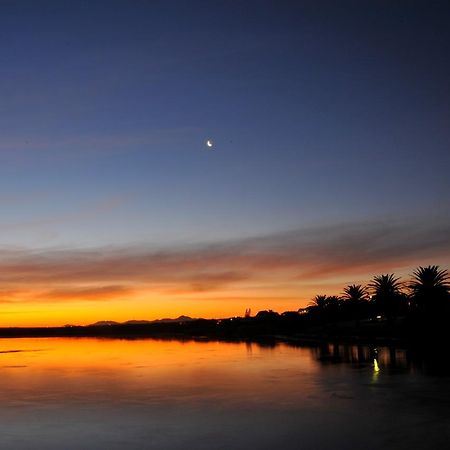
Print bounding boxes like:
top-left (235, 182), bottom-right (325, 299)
top-left (0, 282), bottom-right (317, 326)
top-left (0, 260), bottom-right (447, 327)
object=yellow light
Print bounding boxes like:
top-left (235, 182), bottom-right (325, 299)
top-left (373, 358), bottom-right (380, 372)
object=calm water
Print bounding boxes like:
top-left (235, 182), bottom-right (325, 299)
top-left (0, 338), bottom-right (448, 450)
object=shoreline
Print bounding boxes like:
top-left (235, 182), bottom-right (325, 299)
top-left (0, 322), bottom-right (435, 350)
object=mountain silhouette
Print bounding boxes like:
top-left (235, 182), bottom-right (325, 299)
top-left (88, 316), bottom-right (194, 326)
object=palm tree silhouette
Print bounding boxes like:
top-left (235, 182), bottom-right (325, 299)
top-left (342, 284), bottom-right (368, 303)
top-left (309, 295), bottom-right (328, 310)
top-left (307, 295), bottom-right (344, 322)
top-left (409, 265), bottom-right (450, 313)
top-left (342, 284), bottom-right (369, 319)
top-left (369, 274), bottom-right (404, 318)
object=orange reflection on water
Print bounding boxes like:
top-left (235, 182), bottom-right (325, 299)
top-left (0, 338), bottom-right (447, 450)
top-left (0, 338), bottom-right (320, 410)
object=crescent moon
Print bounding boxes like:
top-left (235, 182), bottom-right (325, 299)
top-left (206, 140), bottom-right (213, 148)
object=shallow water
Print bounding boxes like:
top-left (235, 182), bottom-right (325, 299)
top-left (0, 338), bottom-right (448, 449)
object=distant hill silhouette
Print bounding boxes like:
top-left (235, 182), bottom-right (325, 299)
top-left (89, 316), bottom-right (194, 327)
top-left (154, 315), bottom-right (194, 323)
top-left (88, 320), bottom-right (121, 326)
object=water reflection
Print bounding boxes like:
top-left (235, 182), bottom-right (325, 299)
top-left (0, 338), bottom-right (448, 450)
top-left (311, 341), bottom-right (450, 376)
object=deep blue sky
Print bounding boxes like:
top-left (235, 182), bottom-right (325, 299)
top-left (1, 0), bottom-right (449, 249)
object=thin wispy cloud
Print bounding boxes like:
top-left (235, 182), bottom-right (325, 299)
top-left (0, 217), bottom-right (448, 303)
top-left (35, 285), bottom-right (134, 302)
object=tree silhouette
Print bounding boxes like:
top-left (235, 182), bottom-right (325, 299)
top-left (409, 265), bottom-right (450, 314)
top-left (307, 294), bottom-right (343, 322)
top-left (323, 295), bottom-right (343, 321)
top-left (369, 274), bottom-right (405, 318)
top-left (299, 265), bottom-right (450, 337)
top-left (324, 295), bottom-right (342, 308)
top-left (309, 295), bottom-right (328, 310)
top-left (342, 284), bottom-right (369, 319)
top-left (342, 284), bottom-right (368, 303)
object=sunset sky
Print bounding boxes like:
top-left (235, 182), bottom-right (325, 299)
top-left (1, 1), bottom-right (449, 326)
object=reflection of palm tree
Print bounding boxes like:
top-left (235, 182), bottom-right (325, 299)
top-left (409, 265), bottom-right (450, 313)
top-left (369, 274), bottom-right (404, 317)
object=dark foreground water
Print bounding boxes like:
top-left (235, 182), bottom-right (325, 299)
top-left (0, 338), bottom-right (448, 450)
